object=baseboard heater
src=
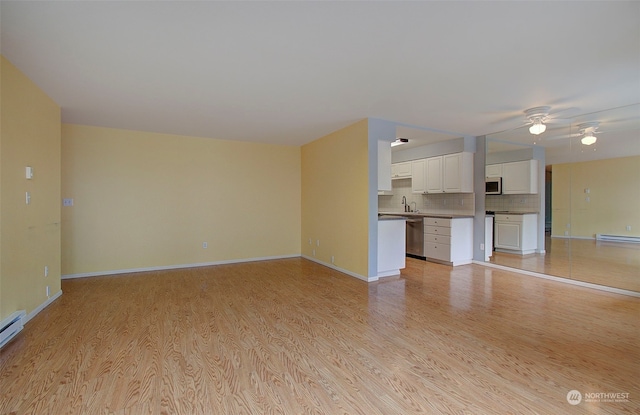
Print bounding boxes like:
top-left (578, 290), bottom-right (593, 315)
top-left (596, 234), bottom-right (640, 243)
top-left (0, 310), bottom-right (26, 349)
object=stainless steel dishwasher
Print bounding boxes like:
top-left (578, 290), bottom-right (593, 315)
top-left (405, 217), bottom-right (425, 258)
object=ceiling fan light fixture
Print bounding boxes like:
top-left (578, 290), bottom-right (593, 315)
top-left (529, 122), bottom-right (546, 135)
top-left (581, 134), bottom-right (597, 145)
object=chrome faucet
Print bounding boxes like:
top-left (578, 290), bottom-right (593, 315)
top-left (402, 196), bottom-right (407, 212)
top-left (410, 201), bottom-right (417, 213)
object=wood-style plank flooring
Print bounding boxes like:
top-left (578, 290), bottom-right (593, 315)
top-left (1, 258), bottom-right (639, 414)
top-left (490, 237), bottom-right (640, 292)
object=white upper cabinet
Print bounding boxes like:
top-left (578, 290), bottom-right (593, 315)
top-left (391, 162), bottom-right (412, 179)
top-left (502, 160), bottom-right (538, 194)
top-left (485, 164), bottom-right (503, 178)
top-left (423, 152), bottom-right (474, 193)
top-left (411, 159), bottom-right (426, 194)
top-left (443, 152), bottom-right (473, 193)
top-left (378, 140), bottom-right (392, 191)
top-left (425, 156), bottom-right (443, 193)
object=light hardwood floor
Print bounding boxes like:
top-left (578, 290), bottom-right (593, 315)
top-left (490, 237), bottom-right (640, 292)
top-left (1, 258), bottom-right (638, 414)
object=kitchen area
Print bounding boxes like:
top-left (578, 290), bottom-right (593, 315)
top-left (377, 130), bottom-right (544, 274)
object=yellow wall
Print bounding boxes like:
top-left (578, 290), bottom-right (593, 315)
top-left (301, 120), bottom-right (370, 278)
top-left (0, 56), bottom-right (61, 321)
top-left (552, 156), bottom-right (640, 238)
top-left (61, 124), bottom-right (301, 276)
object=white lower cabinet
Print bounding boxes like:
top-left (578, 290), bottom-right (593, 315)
top-left (494, 213), bottom-right (537, 255)
top-left (423, 217), bottom-right (473, 266)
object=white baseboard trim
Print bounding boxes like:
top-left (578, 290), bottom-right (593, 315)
top-left (25, 290), bottom-right (63, 325)
top-left (301, 255), bottom-right (374, 282)
top-left (61, 254), bottom-right (300, 279)
top-left (550, 235), bottom-right (594, 240)
top-left (473, 260), bottom-right (640, 298)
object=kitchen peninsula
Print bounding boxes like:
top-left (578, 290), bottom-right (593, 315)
top-left (377, 215), bottom-right (406, 277)
top-left (379, 211), bottom-right (474, 266)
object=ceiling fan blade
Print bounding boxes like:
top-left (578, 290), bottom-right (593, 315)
top-left (547, 107), bottom-right (580, 120)
top-left (544, 132), bottom-right (581, 140)
top-left (545, 118), bottom-right (573, 125)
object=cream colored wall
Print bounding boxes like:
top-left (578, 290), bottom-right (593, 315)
top-left (301, 120), bottom-right (369, 278)
top-left (1, 56), bottom-right (61, 321)
top-left (61, 124), bottom-right (301, 276)
top-left (552, 156), bottom-right (640, 238)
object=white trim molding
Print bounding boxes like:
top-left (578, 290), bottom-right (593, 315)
top-left (62, 255), bottom-right (299, 279)
top-left (474, 261), bottom-right (640, 298)
top-left (26, 290), bottom-right (63, 324)
top-left (301, 255), bottom-right (374, 282)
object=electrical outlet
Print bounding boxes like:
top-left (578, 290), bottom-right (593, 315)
top-left (626, 225), bottom-right (632, 231)
top-left (26, 192), bottom-right (31, 205)
top-left (202, 242), bottom-right (208, 249)
top-left (308, 238), bottom-right (312, 245)
top-left (44, 266), bottom-right (48, 277)
top-left (63, 198), bottom-right (74, 206)
top-left (331, 256), bottom-right (335, 264)
top-left (46, 286), bottom-right (50, 297)
top-left (480, 243), bottom-right (485, 250)
top-left (316, 240), bottom-right (320, 247)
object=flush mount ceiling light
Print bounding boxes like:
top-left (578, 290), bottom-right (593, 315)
top-left (525, 106), bottom-right (551, 135)
top-left (529, 120), bottom-right (547, 135)
top-left (391, 138), bottom-right (409, 147)
top-left (579, 121), bottom-right (600, 145)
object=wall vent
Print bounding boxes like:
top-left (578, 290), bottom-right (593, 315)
top-left (0, 310), bottom-right (26, 349)
top-left (595, 234), bottom-right (640, 243)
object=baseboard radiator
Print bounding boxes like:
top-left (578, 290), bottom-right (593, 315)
top-left (596, 234), bottom-right (640, 243)
top-left (0, 310), bottom-right (26, 349)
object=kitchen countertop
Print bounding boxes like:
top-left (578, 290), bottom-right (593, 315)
top-left (378, 211), bottom-right (474, 219)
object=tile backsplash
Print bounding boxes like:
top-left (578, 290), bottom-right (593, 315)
top-left (485, 194), bottom-right (540, 213)
top-left (378, 178), bottom-right (475, 215)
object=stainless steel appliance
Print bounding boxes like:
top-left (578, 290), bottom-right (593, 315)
top-left (406, 217), bottom-right (425, 258)
top-left (486, 177), bottom-right (502, 195)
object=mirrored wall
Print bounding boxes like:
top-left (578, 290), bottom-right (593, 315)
top-left (486, 104), bottom-right (640, 292)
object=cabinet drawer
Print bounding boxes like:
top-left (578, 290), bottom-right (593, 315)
top-left (495, 214), bottom-right (523, 223)
top-left (425, 243), bottom-right (451, 262)
top-left (424, 233), bottom-right (451, 245)
top-left (424, 225), bottom-right (452, 236)
top-left (424, 217), bottom-right (451, 227)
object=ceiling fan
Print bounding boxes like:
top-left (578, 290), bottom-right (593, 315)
top-left (522, 106), bottom-right (575, 135)
top-left (544, 121), bottom-right (602, 145)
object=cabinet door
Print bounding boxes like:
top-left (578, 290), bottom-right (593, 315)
top-left (411, 159), bottom-right (426, 193)
top-left (486, 164), bottom-right (502, 178)
top-left (425, 156), bottom-right (443, 193)
top-left (444, 152), bottom-right (473, 193)
top-left (392, 162), bottom-right (412, 178)
top-left (502, 160), bottom-right (538, 194)
top-left (443, 153), bottom-right (462, 192)
top-left (495, 222), bottom-right (521, 249)
top-left (378, 140), bottom-right (392, 191)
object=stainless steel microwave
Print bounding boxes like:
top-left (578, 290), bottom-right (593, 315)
top-left (486, 177), bottom-right (502, 195)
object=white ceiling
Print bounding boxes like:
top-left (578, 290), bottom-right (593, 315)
top-left (1, 1), bottom-right (639, 160)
